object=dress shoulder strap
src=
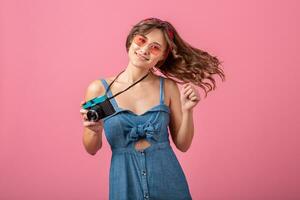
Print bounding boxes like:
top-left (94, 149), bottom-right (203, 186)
top-left (100, 78), bottom-right (118, 108)
top-left (100, 79), bottom-right (111, 96)
top-left (159, 76), bottom-right (165, 104)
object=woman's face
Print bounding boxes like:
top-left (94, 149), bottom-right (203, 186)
top-left (128, 28), bottom-right (168, 70)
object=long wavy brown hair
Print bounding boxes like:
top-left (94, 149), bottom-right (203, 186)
top-left (125, 18), bottom-right (225, 97)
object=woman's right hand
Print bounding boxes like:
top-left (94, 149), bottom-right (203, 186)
top-left (80, 101), bottom-right (103, 133)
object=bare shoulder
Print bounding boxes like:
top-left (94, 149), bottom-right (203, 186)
top-left (84, 79), bottom-right (106, 101)
top-left (164, 77), bottom-right (180, 96)
top-left (162, 77), bottom-right (180, 106)
top-left (164, 77), bottom-right (178, 88)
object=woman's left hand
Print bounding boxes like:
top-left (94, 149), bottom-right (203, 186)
top-left (180, 83), bottom-right (201, 112)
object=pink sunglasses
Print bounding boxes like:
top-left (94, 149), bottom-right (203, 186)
top-left (132, 34), bottom-right (163, 56)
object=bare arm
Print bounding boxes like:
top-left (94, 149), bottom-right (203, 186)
top-left (80, 80), bottom-right (105, 155)
top-left (167, 79), bottom-right (200, 152)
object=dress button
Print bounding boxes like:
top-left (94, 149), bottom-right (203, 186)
top-left (144, 193), bottom-right (149, 199)
top-left (140, 151), bottom-right (145, 155)
top-left (141, 170), bottom-right (147, 176)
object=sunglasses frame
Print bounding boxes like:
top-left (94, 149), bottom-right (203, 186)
top-left (132, 34), bottom-right (164, 56)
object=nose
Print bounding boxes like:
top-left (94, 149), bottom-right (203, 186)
top-left (138, 45), bottom-right (150, 55)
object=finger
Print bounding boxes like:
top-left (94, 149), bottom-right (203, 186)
top-left (183, 86), bottom-right (192, 93)
top-left (81, 113), bottom-right (88, 120)
top-left (190, 96), bottom-right (199, 102)
top-left (183, 84), bottom-right (192, 90)
top-left (82, 115), bottom-right (88, 121)
top-left (184, 88), bottom-right (193, 97)
top-left (183, 83), bottom-right (189, 88)
top-left (80, 109), bottom-right (88, 114)
top-left (84, 121), bottom-right (103, 129)
top-left (184, 86), bottom-right (192, 93)
top-left (190, 93), bottom-right (198, 99)
top-left (184, 84), bottom-right (193, 90)
top-left (83, 121), bottom-right (99, 127)
top-left (82, 117), bottom-right (102, 124)
top-left (188, 92), bottom-right (196, 99)
top-left (183, 83), bottom-right (192, 89)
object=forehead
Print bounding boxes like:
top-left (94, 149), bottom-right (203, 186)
top-left (140, 28), bottom-right (167, 47)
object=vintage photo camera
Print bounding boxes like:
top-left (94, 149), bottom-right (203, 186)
top-left (82, 95), bottom-right (116, 122)
top-left (81, 70), bottom-right (149, 122)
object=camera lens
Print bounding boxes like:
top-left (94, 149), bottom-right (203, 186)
top-left (87, 110), bottom-right (99, 122)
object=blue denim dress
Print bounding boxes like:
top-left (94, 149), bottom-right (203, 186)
top-left (101, 77), bottom-right (192, 200)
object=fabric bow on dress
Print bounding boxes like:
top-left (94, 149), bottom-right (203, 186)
top-left (126, 122), bottom-right (159, 145)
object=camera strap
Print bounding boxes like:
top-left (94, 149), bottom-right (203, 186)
top-left (105, 69), bottom-right (150, 100)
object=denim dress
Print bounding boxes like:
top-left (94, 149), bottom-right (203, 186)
top-left (101, 77), bottom-right (192, 200)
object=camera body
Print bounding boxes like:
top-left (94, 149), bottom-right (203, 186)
top-left (82, 95), bottom-right (116, 121)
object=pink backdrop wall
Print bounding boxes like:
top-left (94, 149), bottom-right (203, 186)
top-left (1, 0), bottom-right (299, 199)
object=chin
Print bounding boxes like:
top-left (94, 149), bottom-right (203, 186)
top-left (129, 57), bottom-right (146, 67)
top-left (132, 62), bottom-right (149, 69)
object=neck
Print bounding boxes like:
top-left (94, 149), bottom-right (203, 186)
top-left (121, 65), bottom-right (152, 84)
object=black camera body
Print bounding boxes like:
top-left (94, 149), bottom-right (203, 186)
top-left (82, 95), bottom-right (116, 122)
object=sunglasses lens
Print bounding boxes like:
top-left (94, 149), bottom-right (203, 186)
top-left (149, 46), bottom-right (161, 55)
top-left (133, 35), bottom-right (146, 47)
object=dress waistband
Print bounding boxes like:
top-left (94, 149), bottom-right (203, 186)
top-left (111, 141), bottom-right (171, 154)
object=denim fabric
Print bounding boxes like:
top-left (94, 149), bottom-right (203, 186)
top-left (101, 77), bottom-right (192, 200)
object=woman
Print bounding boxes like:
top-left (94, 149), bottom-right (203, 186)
top-left (80, 17), bottom-right (225, 200)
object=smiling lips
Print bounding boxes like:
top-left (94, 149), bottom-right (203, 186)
top-left (135, 52), bottom-right (149, 61)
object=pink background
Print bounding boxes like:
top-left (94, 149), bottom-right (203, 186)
top-left (1, 0), bottom-right (299, 199)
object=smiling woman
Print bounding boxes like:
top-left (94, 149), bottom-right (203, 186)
top-left (127, 28), bottom-right (170, 74)
top-left (80, 17), bottom-right (225, 200)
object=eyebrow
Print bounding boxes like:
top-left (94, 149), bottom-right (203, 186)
top-left (140, 34), bottom-right (162, 47)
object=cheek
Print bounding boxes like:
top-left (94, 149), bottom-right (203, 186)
top-left (128, 45), bottom-right (136, 57)
top-left (128, 45), bottom-right (140, 58)
top-left (129, 43), bottom-right (139, 51)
